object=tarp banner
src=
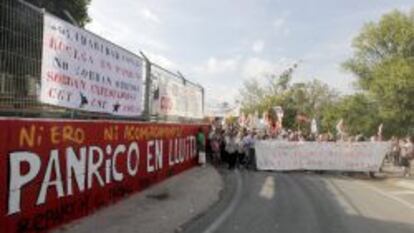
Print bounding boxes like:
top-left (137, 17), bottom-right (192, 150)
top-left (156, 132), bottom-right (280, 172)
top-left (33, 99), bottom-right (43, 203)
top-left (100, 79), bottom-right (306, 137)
top-left (255, 141), bottom-right (390, 172)
top-left (40, 14), bottom-right (144, 116)
top-left (0, 118), bottom-right (203, 233)
top-left (151, 66), bottom-right (203, 119)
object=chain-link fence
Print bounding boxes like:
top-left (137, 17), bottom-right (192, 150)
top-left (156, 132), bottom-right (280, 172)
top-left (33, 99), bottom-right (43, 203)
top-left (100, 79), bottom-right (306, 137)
top-left (0, 0), bottom-right (44, 116)
top-left (0, 0), bottom-right (204, 121)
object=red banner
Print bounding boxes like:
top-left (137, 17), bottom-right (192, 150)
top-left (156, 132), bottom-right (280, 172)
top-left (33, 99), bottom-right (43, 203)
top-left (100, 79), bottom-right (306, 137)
top-left (0, 118), bottom-right (204, 233)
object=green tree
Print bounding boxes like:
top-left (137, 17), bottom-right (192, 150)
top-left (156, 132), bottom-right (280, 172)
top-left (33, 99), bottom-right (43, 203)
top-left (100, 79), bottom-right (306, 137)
top-left (321, 94), bottom-right (380, 137)
top-left (239, 64), bottom-right (338, 132)
top-left (26, 0), bottom-right (91, 27)
top-left (280, 80), bottom-right (338, 132)
top-left (343, 9), bottom-right (414, 136)
top-left (240, 64), bottom-right (295, 116)
top-left (239, 78), bottom-right (267, 113)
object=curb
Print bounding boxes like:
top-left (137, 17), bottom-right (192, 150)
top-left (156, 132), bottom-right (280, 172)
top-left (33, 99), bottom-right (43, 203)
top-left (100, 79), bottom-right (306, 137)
top-left (201, 169), bottom-right (242, 233)
top-left (180, 168), bottom-right (243, 233)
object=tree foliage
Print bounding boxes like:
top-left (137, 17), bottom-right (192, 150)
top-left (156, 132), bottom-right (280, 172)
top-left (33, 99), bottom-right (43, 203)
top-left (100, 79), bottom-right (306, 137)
top-left (343, 9), bottom-right (414, 137)
top-left (239, 8), bottom-right (414, 138)
top-left (320, 94), bottom-right (380, 137)
top-left (26, 0), bottom-right (92, 27)
top-left (239, 65), bottom-right (339, 132)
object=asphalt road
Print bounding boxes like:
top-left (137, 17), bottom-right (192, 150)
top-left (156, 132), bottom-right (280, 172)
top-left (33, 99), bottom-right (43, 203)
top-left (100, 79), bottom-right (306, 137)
top-left (184, 170), bottom-right (414, 233)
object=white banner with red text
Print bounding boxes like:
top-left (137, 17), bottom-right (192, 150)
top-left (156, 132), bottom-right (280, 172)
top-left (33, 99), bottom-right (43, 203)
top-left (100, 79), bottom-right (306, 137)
top-left (255, 141), bottom-right (391, 172)
top-left (40, 14), bottom-right (144, 116)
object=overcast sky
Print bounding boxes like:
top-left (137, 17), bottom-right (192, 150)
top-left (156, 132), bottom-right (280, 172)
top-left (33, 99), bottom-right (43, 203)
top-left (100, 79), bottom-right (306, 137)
top-left (86, 0), bottom-right (412, 106)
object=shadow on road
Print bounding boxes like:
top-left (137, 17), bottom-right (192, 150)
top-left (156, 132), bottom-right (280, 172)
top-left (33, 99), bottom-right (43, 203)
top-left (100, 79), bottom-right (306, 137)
top-left (182, 170), bottom-right (414, 233)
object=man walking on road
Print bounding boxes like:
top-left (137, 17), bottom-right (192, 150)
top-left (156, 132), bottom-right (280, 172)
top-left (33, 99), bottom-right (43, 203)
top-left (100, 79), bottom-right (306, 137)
top-left (401, 136), bottom-right (414, 177)
top-left (197, 128), bottom-right (207, 166)
top-left (225, 130), bottom-right (238, 169)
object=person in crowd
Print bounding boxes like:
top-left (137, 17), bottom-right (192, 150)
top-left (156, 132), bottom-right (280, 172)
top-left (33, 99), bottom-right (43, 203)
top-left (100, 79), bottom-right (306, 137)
top-left (317, 134), bottom-right (324, 142)
top-left (220, 129), bottom-right (228, 164)
top-left (196, 128), bottom-right (206, 166)
top-left (196, 128), bottom-right (206, 150)
top-left (225, 129), bottom-right (238, 169)
top-left (307, 133), bottom-right (316, 141)
top-left (206, 125), bottom-right (213, 162)
top-left (236, 129), bottom-right (247, 168)
top-left (243, 129), bottom-right (257, 169)
top-left (327, 132), bottom-right (336, 142)
top-left (355, 134), bottom-right (365, 142)
top-left (210, 128), bottom-right (222, 165)
top-left (401, 136), bottom-right (414, 177)
top-left (389, 136), bottom-right (401, 166)
top-left (298, 132), bottom-right (305, 142)
top-left (279, 129), bottom-right (289, 141)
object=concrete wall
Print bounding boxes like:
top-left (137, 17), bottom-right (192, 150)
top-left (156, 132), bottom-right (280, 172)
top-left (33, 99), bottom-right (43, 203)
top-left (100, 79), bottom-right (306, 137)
top-left (0, 118), bottom-right (204, 233)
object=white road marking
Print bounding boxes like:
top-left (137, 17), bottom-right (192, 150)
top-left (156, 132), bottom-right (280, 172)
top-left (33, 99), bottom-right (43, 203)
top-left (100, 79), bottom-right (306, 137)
top-left (357, 181), bottom-right (414, 212)
top-left (389, 190), bottom-right (414, 195)
top-left (337, 174), bottom-right (414, 211)
top-left (395, 181), bottom-right (414, 191)
top-left (325, 179), bottom-right (359, 215)
top-left (259, 176), bottom-right (275, 200)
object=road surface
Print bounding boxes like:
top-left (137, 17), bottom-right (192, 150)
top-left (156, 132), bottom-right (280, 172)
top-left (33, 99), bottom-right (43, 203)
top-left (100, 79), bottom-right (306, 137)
top-left (184, 170), bottom-right (414, 233)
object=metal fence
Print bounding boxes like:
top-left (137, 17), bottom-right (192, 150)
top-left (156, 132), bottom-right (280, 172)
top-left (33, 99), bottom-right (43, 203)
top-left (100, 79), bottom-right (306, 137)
top-left (0, 0), bottom-right (204, 121)
top-left (149, 62), bottom-right (204, 122)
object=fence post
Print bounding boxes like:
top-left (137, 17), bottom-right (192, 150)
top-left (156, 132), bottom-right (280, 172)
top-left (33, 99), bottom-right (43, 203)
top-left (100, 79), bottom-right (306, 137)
top-left (177, 71), bottom-right (188, 121)
top-left (17, 0), bottom-right (44, 13)
top-left (140, 51), bottom-right (152, 121)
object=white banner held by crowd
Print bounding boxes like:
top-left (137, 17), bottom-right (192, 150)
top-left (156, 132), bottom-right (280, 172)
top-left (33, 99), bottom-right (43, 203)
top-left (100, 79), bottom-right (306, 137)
top-left (40, 14), bottom-right (144, 116)
top-left (255, 141), bottom-right (391, 172)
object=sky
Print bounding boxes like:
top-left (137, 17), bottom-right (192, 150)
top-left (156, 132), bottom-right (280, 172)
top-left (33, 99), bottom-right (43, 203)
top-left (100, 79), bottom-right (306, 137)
top-left (86, 0), bottom-right (413, 107)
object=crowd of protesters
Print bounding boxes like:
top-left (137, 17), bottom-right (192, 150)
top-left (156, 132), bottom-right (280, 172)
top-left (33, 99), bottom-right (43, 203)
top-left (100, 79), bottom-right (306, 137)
top-left (202, 120), bottom-right (339, 170)
top-left (198, 118), bottom-right (414, 177)
top-left (389, 136), bottom-right (414, 177)
top-left (205, 124), bottom-right (257, 170)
